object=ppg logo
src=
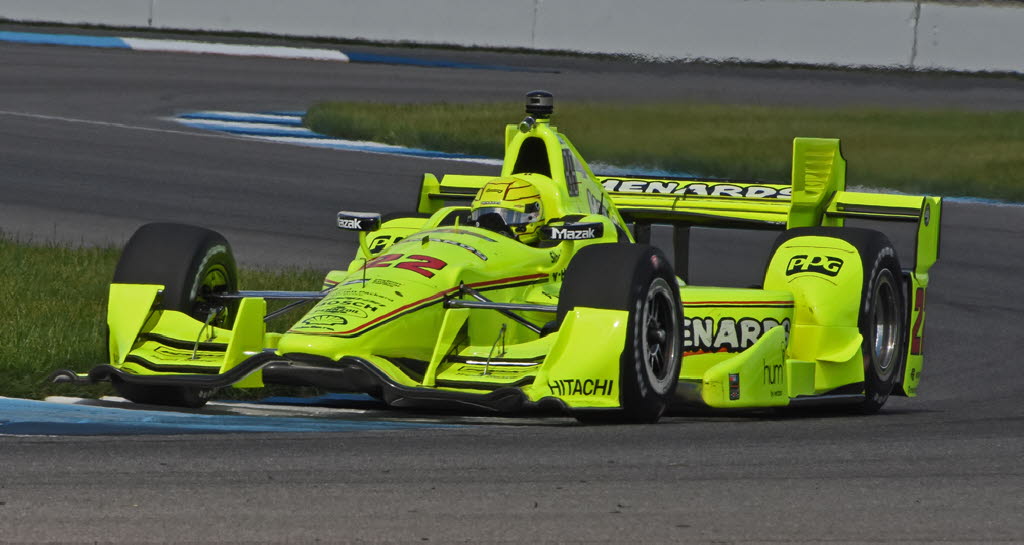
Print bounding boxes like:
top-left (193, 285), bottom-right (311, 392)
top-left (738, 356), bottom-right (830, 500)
top-left (786, 254), bottom-right (844, 277)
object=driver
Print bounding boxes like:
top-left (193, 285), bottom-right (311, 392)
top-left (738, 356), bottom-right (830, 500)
top-left (469, 177), bottom-right (544, 245)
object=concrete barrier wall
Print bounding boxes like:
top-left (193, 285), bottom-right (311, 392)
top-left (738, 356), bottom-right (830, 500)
top-left (533, 0), bottom-right (918, 67)
top-left (2, 0), bottom-right (1022, 73)
top-left (915, 2), bottom-right (1024, 72)
top-left (152, 0), bottom-right (536, 49)
top-left (0, 0), bottom-right (152, 27)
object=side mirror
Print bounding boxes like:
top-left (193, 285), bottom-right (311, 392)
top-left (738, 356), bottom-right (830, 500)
top-left (337, 211), bottom-right (381, 232)
top-left (539, 222), bottom-right (604, 241)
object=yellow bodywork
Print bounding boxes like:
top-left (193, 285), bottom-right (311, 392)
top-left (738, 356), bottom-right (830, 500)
top-left (96, 111), bottom-right (942, 414)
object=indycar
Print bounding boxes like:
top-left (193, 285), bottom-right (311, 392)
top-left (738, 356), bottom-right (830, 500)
top-left (52, 91), bottom-right (942, 423)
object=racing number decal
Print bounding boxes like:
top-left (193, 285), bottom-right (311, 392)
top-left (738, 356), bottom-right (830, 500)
top-left (366, 254), bottom-right (402, 269)
top-left (365, 254), bottom-right (447, 278)
top-left (562, 149), bottom-right (579, 197)
top-left (395, 255), bottom-right (447, 278)
top-left (911, 288), bottom-right (926, 355)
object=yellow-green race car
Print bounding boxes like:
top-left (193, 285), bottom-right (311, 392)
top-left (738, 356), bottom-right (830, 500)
top-left (52, 91), bottom-right (942, 423)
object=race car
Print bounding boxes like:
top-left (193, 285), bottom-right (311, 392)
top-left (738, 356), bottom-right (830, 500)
top-left (52, 91), bottom-right (942, 423)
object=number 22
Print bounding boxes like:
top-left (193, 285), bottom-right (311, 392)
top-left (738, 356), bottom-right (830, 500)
top-left (366, 254), bottom-right (447, 279)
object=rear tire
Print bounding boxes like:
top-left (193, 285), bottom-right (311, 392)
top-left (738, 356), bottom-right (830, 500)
top-left (769, 227), bottom-right (906, 413)
top-left (558, 244), bottom-right (682, 423)
top-left (111, 223), bottom-right (238, 408)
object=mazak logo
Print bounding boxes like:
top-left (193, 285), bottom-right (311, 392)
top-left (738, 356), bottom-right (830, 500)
top-left (337, 217), bottom-right (363, 230)
top-left (552, 227), bottom-right (595, 240)
top-left (337, 212), bottom-right (381, 232)
top-left (546, 225), bottom-right (601, 240)
top-left (786, 255), bottom-right (844, 277)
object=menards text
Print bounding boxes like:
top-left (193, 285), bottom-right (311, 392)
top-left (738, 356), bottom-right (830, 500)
top-left (602, 179), bottom-right (792, 199)
top-left (684, 317), bottom-right (791, 354)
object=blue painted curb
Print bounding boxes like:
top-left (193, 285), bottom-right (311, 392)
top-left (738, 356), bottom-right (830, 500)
top-left (177, 112), bottom-right (305, 126)
top-left (177, 120), bottom-right (332, 139)
top-left (0, 30), bottom-right (128, 49)
top-left (175, 113), bottom-right (496, 161)
top-left (0, 397), bottom-right (453, 436)
top-left (0, 30), bottom-right (555, 73)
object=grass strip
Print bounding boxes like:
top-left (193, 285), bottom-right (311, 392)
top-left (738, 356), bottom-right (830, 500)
top-left (0, 233), bottom-right (324, 400)
top-left (305, 101), bottom-right (1024, 202)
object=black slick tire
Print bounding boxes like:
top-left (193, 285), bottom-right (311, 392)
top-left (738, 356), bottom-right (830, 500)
top-left (111, 223), bottom-right (238, 408)
top-left (557, 244), bottom-right (683, 423)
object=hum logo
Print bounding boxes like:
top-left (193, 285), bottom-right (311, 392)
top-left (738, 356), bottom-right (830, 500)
top-left (763, 361), bottom-right (784, 385)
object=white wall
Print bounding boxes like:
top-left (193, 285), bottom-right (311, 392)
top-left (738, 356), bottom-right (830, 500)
top-left (0, 0), bottom-right (151, 27)
top-left (533, 0), bottom-right (918, 68)
top-left (2, 0), bottom-right (1022, 73)
top-left (914, 2), bottom-right (1024, 73)
top-left (152, 0), bottom-right (536, 49)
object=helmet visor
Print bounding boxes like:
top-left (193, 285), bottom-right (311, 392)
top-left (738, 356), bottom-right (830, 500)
top-left (470, 207), bottom-right (539, 227)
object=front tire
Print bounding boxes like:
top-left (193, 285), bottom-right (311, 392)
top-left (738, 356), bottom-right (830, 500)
top-left (558, 244), bottom-right (683, 423)
top-left (110, 223), bottom-right (238, 408)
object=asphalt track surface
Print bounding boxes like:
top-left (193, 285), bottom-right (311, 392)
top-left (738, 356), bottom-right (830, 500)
top-left (2, 31), bottom-right (1023, 544)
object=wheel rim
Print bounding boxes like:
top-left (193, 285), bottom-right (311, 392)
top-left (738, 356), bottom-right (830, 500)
top-left (192, 265), bottom-right (231, 325)
top-left (641, 277), bottom-right (681, 393)
top-left (870, 269), bottom-right (899, 379)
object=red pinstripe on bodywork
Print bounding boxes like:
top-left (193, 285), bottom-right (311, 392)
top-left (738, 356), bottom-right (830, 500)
top-left (288, 272), bottom-right (550, 337)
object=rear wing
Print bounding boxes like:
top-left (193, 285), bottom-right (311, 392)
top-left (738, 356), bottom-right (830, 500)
top-left (603, 138), bottom-right (941, 278)
top-left (417, 138), bottom-right (941, 279)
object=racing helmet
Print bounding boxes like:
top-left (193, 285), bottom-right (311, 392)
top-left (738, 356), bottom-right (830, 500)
top-left (470, 177), bottom-right (544, 244)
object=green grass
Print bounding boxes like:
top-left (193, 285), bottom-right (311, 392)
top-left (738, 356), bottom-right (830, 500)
top-left (305, 101), bottom-right (1024, 202)
top-left (0, 233), bottom-right (324, 400)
